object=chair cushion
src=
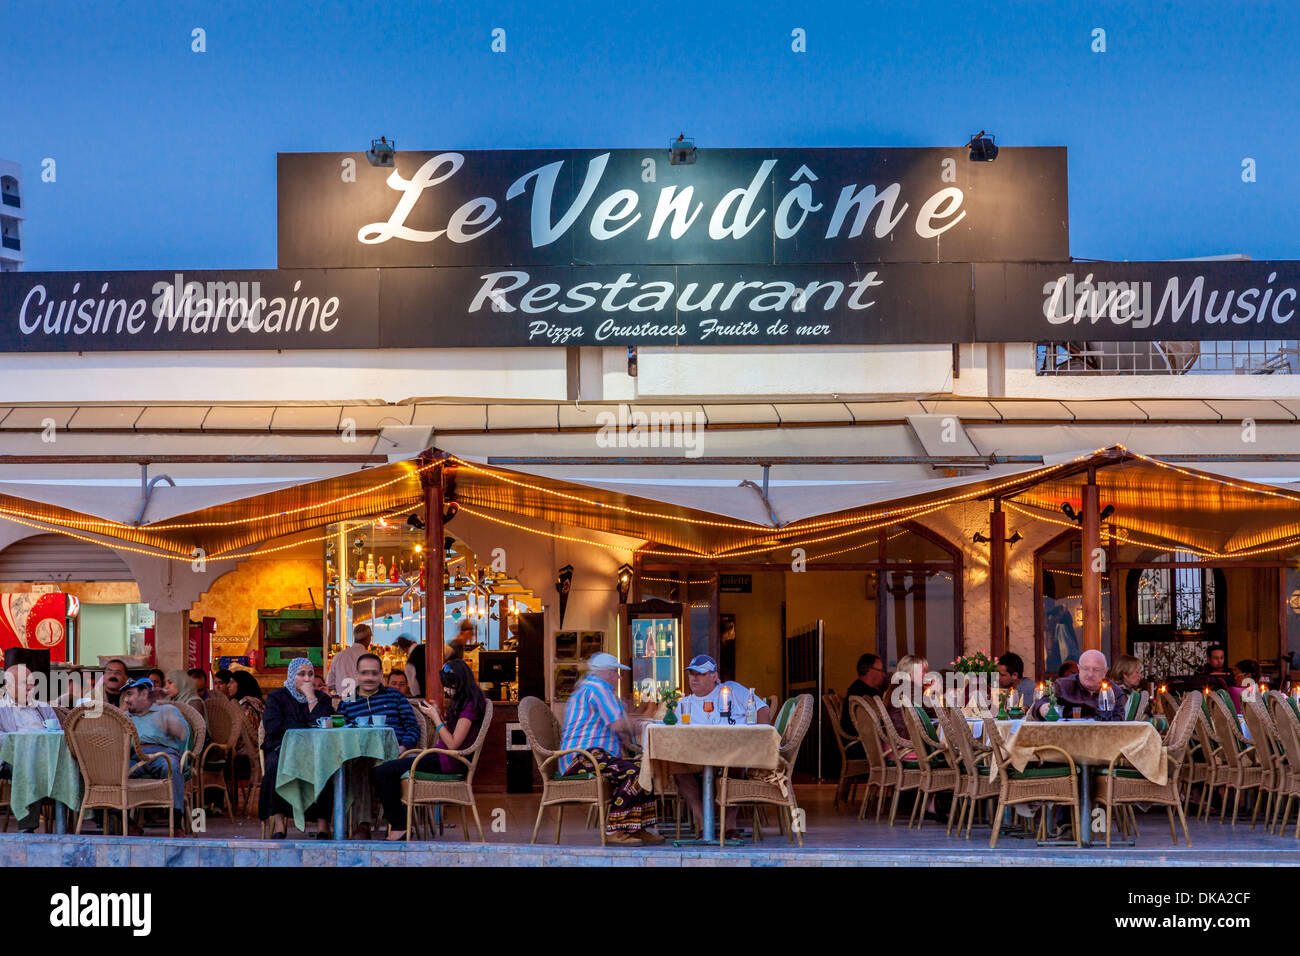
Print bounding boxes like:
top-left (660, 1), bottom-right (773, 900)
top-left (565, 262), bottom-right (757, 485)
top-left (914, 707), bottom-right (940, 743)
top-left (774, 699), bottom-right (797, 734)
top-left (413, 772), bottom-right (468, 782)
top-left (1095, 766), bottom-right (1146, 779)
top-left (900, 760), bottom-right (921, 770)
top-left (553, 772), bottom-right (596, 780)
top-left (1008, 765), bottom-right (1072, 780)
top-left (1125, 694), bottom-right (1141, 721)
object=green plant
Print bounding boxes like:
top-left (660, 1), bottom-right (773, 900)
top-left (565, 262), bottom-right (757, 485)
top-left (951, 651), bottom-right (998, 674)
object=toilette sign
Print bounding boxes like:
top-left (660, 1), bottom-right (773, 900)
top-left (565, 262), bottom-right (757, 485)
top-left (277, 147), bottom-right (1070, 269)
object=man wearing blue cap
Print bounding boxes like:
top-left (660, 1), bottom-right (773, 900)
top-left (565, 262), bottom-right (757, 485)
top-left (674, 655), bottom-right (770, 840)
top-left (121, 678), bottom-right (188, 827)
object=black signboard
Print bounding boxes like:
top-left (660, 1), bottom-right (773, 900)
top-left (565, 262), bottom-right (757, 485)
top-left (5, 260), bottom-right (1300, 351)
top-left (277, 148), bottom-right (1070, 269)
top-left (719, 574), bottom-right (752, 593)
top-left (0, 270), bottom-right (380, 352)
top-left (974, 261), bottom-right (1300, 342)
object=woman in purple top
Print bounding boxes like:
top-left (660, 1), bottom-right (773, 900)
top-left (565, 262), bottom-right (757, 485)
top-left (371, 659), bottom-right (486, 840)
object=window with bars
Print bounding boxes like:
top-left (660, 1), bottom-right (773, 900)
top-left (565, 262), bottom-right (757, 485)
top-left (1036, 341), bottom-right (1300, 375)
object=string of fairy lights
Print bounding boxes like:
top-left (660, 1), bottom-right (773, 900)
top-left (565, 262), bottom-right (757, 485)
top-left (6, 443), bottom-right (1300, 573)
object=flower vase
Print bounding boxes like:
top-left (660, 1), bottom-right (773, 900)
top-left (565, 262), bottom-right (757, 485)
top-left (1044, 697), bottom-right (1060, 721)
top-left (996, 689), bottom-right (1009, 721)
top-left (662, 701), bottom-right (678, 725)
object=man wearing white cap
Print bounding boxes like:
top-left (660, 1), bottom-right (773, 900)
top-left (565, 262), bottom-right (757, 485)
top-left (556, 652), bottom-right (663, 845)
top-left (674, 655), bottom-right (770, 840)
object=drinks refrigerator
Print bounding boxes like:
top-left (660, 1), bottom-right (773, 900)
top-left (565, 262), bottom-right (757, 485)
top-left (620, 597), bottom-right (683, 702)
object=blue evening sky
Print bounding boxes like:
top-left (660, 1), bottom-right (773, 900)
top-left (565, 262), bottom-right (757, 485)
top-left (3, 0), bottom-right (1297, 270)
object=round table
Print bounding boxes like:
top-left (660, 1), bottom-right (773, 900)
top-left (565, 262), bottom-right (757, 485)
top-left (0, 730), bottom-right (81, 832)
top-left (275, 727), bottom-right (400, 837)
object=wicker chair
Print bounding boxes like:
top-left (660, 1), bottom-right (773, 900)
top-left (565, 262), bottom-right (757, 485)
top-left (399, 709), bottom-right (433, 756)
top-left (519, 696), bottom-right (611, 846)
top-left (1207, 690), bottom-right (1263, 825)
top-left (232, 708), bottom-right (263, 817)
top-left (199, 693), bottom-right (241, 817)
top-left (716, 693), bottom-right (813, 846)
top-left (1241, 695), bottom-right (1283, 830)
top-left (64, 704), bottom-right (176, 836)
top-left (1094, 691), bottom-right (1199, 848)
top-left (983, 715), bottom-right (1081, 848)
top-left (823, 692), bottom-right (871, 810)
top-left (401, 700), bottom-right (494, 842)
top-left (1266, 691), bottom-right (1300, 836)
top-left (899, 705), bottom-right (959, 830)
top-left (846, 696), bottom-right (899, 822)
top-left (935, 706), bottom-right (998, 838)
top-left (1185, 708), bottom-right (1223, 820)
top-left (51, 706), bottom-right (72, 729)
top-left (168, 701), bottom-right (207, 834)
top-left (868, 696), bottom-right (923, 826)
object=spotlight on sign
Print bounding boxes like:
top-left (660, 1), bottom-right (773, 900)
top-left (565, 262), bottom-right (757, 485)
top-left (406, 513), bottom-right (425, 531)
top-left (966, 130), bottom-right (998, 162)
top-left (668, 133), bottom-right (697, 166)
top-left (366, 136), bottom-right (396, 167)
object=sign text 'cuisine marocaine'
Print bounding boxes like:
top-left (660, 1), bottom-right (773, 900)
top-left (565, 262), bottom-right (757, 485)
top-left (276, 147), bottom-right (1070, 268)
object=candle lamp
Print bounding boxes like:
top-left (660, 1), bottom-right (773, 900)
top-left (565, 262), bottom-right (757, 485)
top-left (720, 685), bottom-right (733, 724)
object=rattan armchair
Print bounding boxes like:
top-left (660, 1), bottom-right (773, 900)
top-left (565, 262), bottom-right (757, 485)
top-left (869, 696), bottom-right (923, 826)
top-left (716, 693), bottom-right (813, 846)
top-left (64, 704), bottom-right (176, 837)
top-left (1094, 691), bottom-right (1199, 848)
top-left (168, 701), bottom-right (207, 834)
top-left (899, 705), bottom-right (959, 830)
top-left (935, 705), bottom-right (998, 839)
top-left (519, 696), bottom-right (611, 846)
top-left (846, 696), bottom-right (899, 822)
top-left (401, 700), bottom-right (494, 842)
top-left (199, 693), bottom-right (241, 817)
top-left (1265, 691), bottom-right (1300, 836)
top-left (1184, 709), bottom-right (1223, 820)
top-left (1207, 690), bottom-right (1263, 826)
top-left (983, 716), bottom-right (1081, 848)
top-left (823, 692), bottom-right (871, 810)
top-left (1241, 695), bottom-right (1283, 830)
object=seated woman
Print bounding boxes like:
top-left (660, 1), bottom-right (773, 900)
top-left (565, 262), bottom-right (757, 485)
top-left (164, 670), bottom-right (202, 707)
top-left (227, 670), bottom-right (266, 798)
top-left (371, 659), bottom-right (486, 841)
top-left (259, 658), bottom-right (335, 839)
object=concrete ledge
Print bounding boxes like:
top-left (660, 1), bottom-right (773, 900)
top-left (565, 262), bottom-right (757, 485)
top-left (3, 833), bottom-right (1299, 867)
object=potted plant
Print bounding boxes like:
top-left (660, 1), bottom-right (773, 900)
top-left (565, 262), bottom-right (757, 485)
top-left (660, 687), bottom-right (683, 725)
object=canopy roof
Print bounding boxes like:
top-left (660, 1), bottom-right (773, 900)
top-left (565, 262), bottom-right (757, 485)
top-left (3, 445), bottom-right (1300, 565)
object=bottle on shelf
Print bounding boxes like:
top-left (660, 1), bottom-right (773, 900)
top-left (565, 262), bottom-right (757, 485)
top-left (365, 553), bottom-right (376, 583)
top-left (657, 623), bottom-right (667, 656)
top-left (390, 559), bottom-right (400, 583)
top-left (376, 555), bottom-right (387, 583)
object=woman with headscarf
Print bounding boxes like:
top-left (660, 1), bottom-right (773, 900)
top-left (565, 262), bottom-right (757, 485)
top-left (259, 658), bottom-right (335, 838)
top-left (163, 670), bottom-right (201, 707)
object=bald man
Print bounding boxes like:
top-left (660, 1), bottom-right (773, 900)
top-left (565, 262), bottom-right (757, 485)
top-left (1033, 648), bottom-right (1127, 721)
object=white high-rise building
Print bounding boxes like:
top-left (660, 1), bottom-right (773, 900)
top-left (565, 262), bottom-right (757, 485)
top-left (0, 158), bottom-right (23, 271)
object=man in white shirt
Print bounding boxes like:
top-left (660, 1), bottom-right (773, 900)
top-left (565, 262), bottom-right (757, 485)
top-left (326, 623), bottom-right (373, 698)
top-left (673, 655), bottom-right (770, 841)
top-left (0, 664), bottom-right (58, 832)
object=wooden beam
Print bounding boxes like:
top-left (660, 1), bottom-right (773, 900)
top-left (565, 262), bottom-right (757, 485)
top-left (1081, 481), bottom-right (1102, 652)
top-left (990, 502), bottom-right (1007, 659)
top-left (422, 455), bottom-right (445, 705)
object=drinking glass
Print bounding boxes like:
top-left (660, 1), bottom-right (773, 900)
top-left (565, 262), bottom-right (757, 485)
top-left (1071, 706), bottom-right (1082, 720)
top-left (702, 700), bottom-right (715, 724)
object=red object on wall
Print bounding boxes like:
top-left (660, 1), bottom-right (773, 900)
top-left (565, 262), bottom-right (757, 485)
top-left (143, 627), bottom-right (156, 667)
top-left (0, 592), bottom-right (69, 664)
top-left (187, 617), bottom-right (215, 673)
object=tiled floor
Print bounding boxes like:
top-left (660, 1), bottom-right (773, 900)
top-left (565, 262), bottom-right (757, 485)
top-left (31, 784), bottom-right (1296, 865)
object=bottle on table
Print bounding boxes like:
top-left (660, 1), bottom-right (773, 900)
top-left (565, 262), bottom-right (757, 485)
top-left (745, 688), bottom-right (758, 725)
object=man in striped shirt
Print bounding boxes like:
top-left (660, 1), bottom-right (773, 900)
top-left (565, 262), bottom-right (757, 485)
top-left (337, 652), bottom-right (420, 838)
top-left (558, 653), bottom-right (662, 845)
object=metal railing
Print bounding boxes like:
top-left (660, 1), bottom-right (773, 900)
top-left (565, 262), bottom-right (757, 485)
top-left (0, 236), bottom-right (19, 252)
top-left (1, 192), bottom-right (18, 208)
top-left (1037, 340), bottom-right (1300, 375)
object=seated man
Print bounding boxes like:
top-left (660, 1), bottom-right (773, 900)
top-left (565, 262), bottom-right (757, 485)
top-left (187, 668), bottom-right (210, 701)
top-left (673, 655), bottom-right (771, 841)
top-left (1032, 649), bottom-right (1127, 721)
top-left (558, 652), bottom-right (661, 846)
top-left (997, 652), bottom-right (1037, 707)
top-left (841, 653), bottom-right (886, 756)
top-left (0, 664), bottom-right (57, 832)
top-left (120, 678), bottom-right (188, 824)
top-left (387, 671), bottom-right (410, 696)
top-left (1200, 644), bottom-right (1233, 691)
top-left (336, 652), bottom-right (421, 837)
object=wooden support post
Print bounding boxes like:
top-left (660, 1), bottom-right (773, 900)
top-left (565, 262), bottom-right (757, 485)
top-left (423, 455), bottom-right (445, 705)
top-left (990, 501), bottom-right (1007, 660)
top-left (1081, 479), bottom-right (1102, 653)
